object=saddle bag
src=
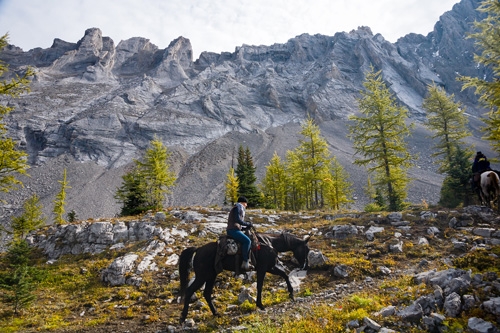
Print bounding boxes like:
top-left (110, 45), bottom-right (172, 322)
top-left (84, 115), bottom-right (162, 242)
top-left (225, 238), bottom-right (238, 255)
top-left (217, 235), bottom-right (240, 257)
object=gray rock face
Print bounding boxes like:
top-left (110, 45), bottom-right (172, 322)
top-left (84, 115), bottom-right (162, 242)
top-left (0, 0), bottom-right (490, 223)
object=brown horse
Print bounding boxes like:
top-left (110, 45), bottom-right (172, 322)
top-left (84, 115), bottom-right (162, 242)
top-left (480, 170), bottom-right (500, 208)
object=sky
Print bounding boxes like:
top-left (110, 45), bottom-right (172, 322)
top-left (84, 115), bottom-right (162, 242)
top-left (0, 0), bottom-right (460, 59)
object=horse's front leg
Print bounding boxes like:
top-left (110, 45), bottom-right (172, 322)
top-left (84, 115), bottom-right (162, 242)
top-left (269, 265), bottom-right (295, 301)
top-left (256, 268), bottom-right (267, 310)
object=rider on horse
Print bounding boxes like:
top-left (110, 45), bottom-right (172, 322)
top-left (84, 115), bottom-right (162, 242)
top-left (227, 196), bottom-right (253, 271)
top-left (472, 151), bottom-right (492, 194)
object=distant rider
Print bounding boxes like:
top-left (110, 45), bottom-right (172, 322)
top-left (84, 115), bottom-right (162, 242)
top-left (472, 151), bottom-right (492, 192)
top-left (226, 196), bottom-right (253, 271)
top-left (472, 151), bottom-right (491, 174)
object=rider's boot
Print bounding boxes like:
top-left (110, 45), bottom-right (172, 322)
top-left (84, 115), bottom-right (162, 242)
top-left (241, 260), bottom-right (250, 270)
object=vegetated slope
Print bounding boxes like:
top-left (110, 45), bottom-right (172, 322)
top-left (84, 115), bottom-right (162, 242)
top-left (1, 204), bottom-right (498, 332)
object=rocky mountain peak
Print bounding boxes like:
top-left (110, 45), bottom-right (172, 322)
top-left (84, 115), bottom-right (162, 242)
top-left (0, 0), bottom-right (492, 222)
top-left (47, 27), bottom-right (115, 81)
top-left (76, 27), bottom-right (105, 51)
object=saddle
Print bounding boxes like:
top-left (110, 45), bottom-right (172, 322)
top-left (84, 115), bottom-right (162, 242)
top-left (215, 229), bottom-right (260, 274)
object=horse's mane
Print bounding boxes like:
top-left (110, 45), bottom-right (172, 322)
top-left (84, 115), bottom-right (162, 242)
top-left (258, 231), bottom-right (307, 251)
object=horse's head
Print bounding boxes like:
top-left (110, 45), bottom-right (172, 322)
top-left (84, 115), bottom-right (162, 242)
top-left (292, 235), bottom-right (311, 270)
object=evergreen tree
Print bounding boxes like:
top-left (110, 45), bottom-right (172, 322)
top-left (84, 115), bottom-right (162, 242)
top-left (53, 169), bottom-right (70, 225)
top-left (11, 194), bottom-right (45, 240)
top-left (115, 166), bottom-right (149, 216)
top-left (0, 239), bottom-right (42, 316)
top-left (461, 0), bottom-right (500, 154)
top-left (0, 239), bottom-right (43, 315)
top-left (224, 166), bottom-right (239, 205)
top-left (348, 66), bottom-right (413, 211)
top-left (115, 138), bottom-right (176, 216)
top-left (0, 34), bottom-right (33, 193)
top-left (260, 152), bottom-right (288, 209)
top-left (5, 239), bottom-right (31, 267)
top-left (422, 83), bottom-right (471, 173)
top-left (67, 210), bottom-right (77, 223)
top-left (235, 146), bottom-right (247, 192)
top-left (0, 263), bottom-right (36, 315)
top-left (235, 146), bottom-right (261, 207)
top-left (439, 145), bottom-right (474, 208)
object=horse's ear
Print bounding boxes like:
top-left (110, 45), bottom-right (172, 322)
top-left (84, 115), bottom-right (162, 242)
top-left (303, 235), bottom-right (311, 243)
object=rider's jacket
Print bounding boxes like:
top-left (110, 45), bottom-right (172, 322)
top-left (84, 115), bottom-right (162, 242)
top-left (227, 203), bottom-right (252, 231)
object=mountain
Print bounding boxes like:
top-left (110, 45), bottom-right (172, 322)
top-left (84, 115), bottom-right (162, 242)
top-left (0, 0), bottom-right (492, 226)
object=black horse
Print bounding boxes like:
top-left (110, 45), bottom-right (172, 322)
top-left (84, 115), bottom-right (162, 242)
top-left (178, 233), bottom-right (295, 324)
top-left (257, 232), bottom-right (311, 269)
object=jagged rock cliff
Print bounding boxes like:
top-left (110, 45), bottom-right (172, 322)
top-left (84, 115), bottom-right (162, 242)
top-left (0, 0), bottom-right (492, 224)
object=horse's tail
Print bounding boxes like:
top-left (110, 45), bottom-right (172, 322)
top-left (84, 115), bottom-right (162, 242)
top-left (179, 247), bottom-right (197, 297)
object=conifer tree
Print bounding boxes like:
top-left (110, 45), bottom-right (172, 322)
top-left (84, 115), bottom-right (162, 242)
top-left (262, 120), bottom-right (353, 211)
top-left (11, 194), bottom-right (45, 240)
top-left (235, 146), bottom-right (261, 207)
top-left (260, 152), bottom-right (288, 209)
top-left (0, 34), bottom-right (33, 193)
top-left (363, 176), bottom-right (386, 212)
top-left (422, 83), bottom-right (471, 173)
top-left (292, 118), bottom-right (332, 209)
top-left (224, 166), bottom-right (239, 205)
top-left (0, 263), bottom-right (36, 315)
top-left (53, 169), bottom-right (69, 224)
top-left (461, 0), bottom-right (500, 154)
top-left (348, 66), bottom-right (413, 211)
top-left (439, 145), bottom-right (474, 208)
top-left (284, 149), bottom-right (306, 211)
top-left (136, 137), bottom-right (176, 210)
top-left (323, 157), bottom-right (353, 210)
top-left (115, 166), bottom-right (148, 216)
top-left (115, 137), bottom-right (176, 215)
top-left (67, 210), bottom-right (77, 222)
top-left (0, 239), bottom-right (41, 316)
